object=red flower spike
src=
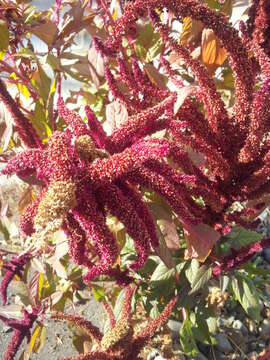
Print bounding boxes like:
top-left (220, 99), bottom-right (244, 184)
top-left (52, 312), bottom-right (103, 342)
top-left (239, 78), bottom-right (270, 163)
top-left (212, 237), bottom-right (270, 277)
top-left (62, 212), bottom-right (89, 266)
top-left (102, 300), bottom-right (116, 328)
top-left (117, 56), bottom-right (141, 97)
top-left (130, 58), bottom-right (169, 101)
top-left (248, 0), bottom-right (270, 58)
top-left (0, 252), bottom-right (31, 305)
top-left (136, 295), bottom-right (178, 339)
top-left (87, 139), bottom-right (171, 186)
top-left (19, 191), bottom-right (44, 236)
top-left (106, 0), bottom-right (253, 126)
top-left (97, 184), bottom-right (151, 269)
top-left (144, 160), bottom-right (204, 219)
top-left (105, 94), bottom-right (176, 154)
top-left (0, 79), bottom-right (42, 149)
top-left (120, 285), bottom-right (137, 321)
top-left (53, 287), bottom-right (177, 360)
top-left (58, 97), bottom-right (89, 137)
top-left (73, 188), bottom-right (119, 282)
top-left (85, 105), bottom-right (107, 149)
top-left (105, 67), bottom-right (142, 111)
top-left (160, 56), bottom-right (184, 88)
top-left (0, 306), bottom-right (40, 360)
top-left (149, 9), bottom-right (229, 139)
top-left (1, 149), bottom-right (47, 183)
top-left (117, 181), bottom-right (160, 248)
top-left (48, 131), bottom-right (74, 182)
top-left (128, 166), bottom-right (199, 227)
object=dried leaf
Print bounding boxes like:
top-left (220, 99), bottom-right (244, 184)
top-left (184, 223), bottom-right (220, 262)
top-left (201, 29), bottom-right (226, 74)
top-left (0, 304), bottom-right (23, 319)
top-left (155, 234), bottom-right (175, 269)
top-left (50, 291), bottom-right (64, 306)
top-left (105, 101), bottom-right (128, 135)
top-left (144, 63), bottom-right (167, 89)
top-left (0, 20), bottom-right (9, 51)
top-left (26, 323), bottom-right (46, 357)
top-left (88, 41), bottom-right (106, 88)
top-left (221, 0), bottom-right (233, 18)
top-left (157, 219), bottom-right (180, 250)
top-left (0, 101), bottom-right (13, 151)
top-left (31, 20), bottom-right (58, 46)
top-left (180, 17), bottom-right (203, 46)
top-left (18, 186), bottom-right (33, 214)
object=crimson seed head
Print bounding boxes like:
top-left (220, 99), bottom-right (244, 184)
top-left (2, 0), bottom-right (270, 289)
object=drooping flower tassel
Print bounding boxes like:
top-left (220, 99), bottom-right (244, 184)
top-left (127, 165), bottom-right (199, 227)
top-left (1, 149), bottom-right (47, 182)
top-left (52, 312), bottom-right (103, 342)
top-left (0, 78), bottom-right (42, 149)
top-left (117, 181), bottom-right (160, 248)
top-left (85, 105), bottom-right (107, 149)
top-left (87, 138), bottom-right (171, 186)
top-left (97, 184), bottom-right (151, 270)
top-left (0, 252), bottom-right (31, 305)
top-left (212, 237), bottom-right (270, 277)
top-left (62, 212), bottom-right (89, 266)
top-left (131, 295), bottom-right (178, 358)
top-left (105, 94), bottom-right (175, 154)
top-left (73, 188), bottom-right (119, 282)
top-left (19, 191), bottom-right (43, 236)
top-left (57, 97), bottom-right (89, 137)
top-left (239, 78), bottom-right (270, 163)
top-left (0, 306), bottom-right (40, 360)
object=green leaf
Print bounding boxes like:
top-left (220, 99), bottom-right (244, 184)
top-left (150, 262), bottom-right (174, 282)
top-left (134, 22), bottom-right (155, 60)
top-left (46, 54), bottom-right (62, 72)
top-left (232, 272), bottom-right (261, 321)
top-left (192, 314), bottom-right (212, 345)
top-left (113, 288), bottom-right (127, 321)
top-left (189, 265), bottom-right (212, 295)
top-left (205, 0), bottom-right (220, 10)
top-left (30, 101), bottom-right (49, 140)
top-left (231, 228), bottom-right (262, 249)
top-left (146, 37), bottom-right (162, 62)
top-left (185, 259), bottom-right (199, 284)
top-left (0, 20), bottom-right (9, 51)
top-left (206, 313), bottom-right (217, 334)
top-left (36, 63), bottom-right (51, 102)
top-left (92, 285), bottom-right (105, 302)
top-left (220, 275), bottom-right (230, 294)
top-left (220, 227), bottom-right (262, 254)
top-left (180, 317), bottom-right (198, 356)
top-left (134, 43), bottom-right (147, 60)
